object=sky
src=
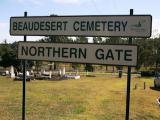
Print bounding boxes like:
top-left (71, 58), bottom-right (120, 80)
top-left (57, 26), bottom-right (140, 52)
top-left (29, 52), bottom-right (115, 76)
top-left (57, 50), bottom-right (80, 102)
top-left (0, 0), bottom-right (160, 43)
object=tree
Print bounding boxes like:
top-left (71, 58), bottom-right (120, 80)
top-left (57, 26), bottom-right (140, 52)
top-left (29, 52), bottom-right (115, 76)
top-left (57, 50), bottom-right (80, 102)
top-left (75, 37), bottom-right (88, 43)
top-left (93, 37), bottom-right (103, 43)
top-left (85, 63), bottom-right (94, 72)
top-left (135, 38), bottom-right (157, 70)
top-left (0, 41), bottom-right (20, 69)
top-left (153, 38), bottom-right (160, 69)
top-left (34, 61), bottom-right (43, 73)
top-left (72, 63), bottom-right (81, 71)
top-left (104, 37), bottom-right (123, 44)
top-left (1, 51), bottom-right (16, 68)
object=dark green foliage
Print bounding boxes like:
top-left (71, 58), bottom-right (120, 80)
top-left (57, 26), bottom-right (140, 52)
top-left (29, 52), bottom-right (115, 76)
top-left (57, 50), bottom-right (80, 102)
top-left (75, 36), bottom-right (88, 43)
top-left (0, 41), bottom-right (20, 69)
top-left (136, 38), bottom-right (160, 70)
top-left (140, 70), bottom-right (155, 77)
top-left (72, 63), bottom-right (81, 70)
top-left (85, 63), bottom-right (94, 72)
top-left (93, 37), bottom-right (103, 43)
top-left (1, 51), bottom-right (17, 68)
top-left (0, 35), bottom-right (160, 72)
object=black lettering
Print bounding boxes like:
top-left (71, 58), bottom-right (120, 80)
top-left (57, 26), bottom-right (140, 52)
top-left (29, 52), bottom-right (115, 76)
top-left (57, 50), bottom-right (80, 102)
top-left (40, 22), bottom-right (45, 31)
top-left (21, 46), bottom-right (28, 56)
top-left (73, 21), bottom-right (79, 31)
top-left (95, 49), bottom-right (104, 60)
top-left (18, 22), bottom-right (23, 30)
top-left (29, 46), bottom-right (37, 56)
top-left (95, 21), bottom-right (100, 31)
top-left (45, 22), bottom-right (50, 31)
top-left (62, 48), bottom-right (68, 58)
top-left (70, 48), bottom-right (77, 58)
top-left (101, 21), bottom-right (107, 31)
top-left (51, 22), bottom-right (56, 30)
top-left (23, 22), bottom-right (28, 30)
top-left (81, 21), bottom-right (86, 31)
top-left (87, 21), bottom-right (94, 31)
top-left (38, 47), bottom-right (44, 56)
top-left (114, 21), bottom-right (121, 31)
top-left (122, 21), bottom-right (127, 31)
top-left (46, 47), bottom-right (52, 57)
top-left (13, 22), bottom-right (17, 30)
top-left (115, 49), bottom-right (123, 60)
top-left (125, 50), bottom-right (132, 61)
top-left (63, 21), bottom-right (68, 30)
top-left (28, 22), bottom-right (33, 30)
top-left (106, 49), bottom-right (114, 60)
top-left (34, 22), bottom-right (39, 30)
top-left (79, 48), bottom-right (86, 58)
top-left (108, 21), bottom-right (113, 31)
top-left (53, 47), bottom-right (61, 57)
top-left (57, 21), bottom-right (62, 31)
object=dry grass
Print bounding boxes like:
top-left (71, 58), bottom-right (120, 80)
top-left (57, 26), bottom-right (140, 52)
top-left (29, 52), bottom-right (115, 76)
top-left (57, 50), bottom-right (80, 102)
top-left (0, 74), bottom-right (160, 120)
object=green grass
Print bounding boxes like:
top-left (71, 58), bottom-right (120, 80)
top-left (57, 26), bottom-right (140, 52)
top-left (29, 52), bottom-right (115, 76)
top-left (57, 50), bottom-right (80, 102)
top-left (0, 75), bottom-right (160, 120)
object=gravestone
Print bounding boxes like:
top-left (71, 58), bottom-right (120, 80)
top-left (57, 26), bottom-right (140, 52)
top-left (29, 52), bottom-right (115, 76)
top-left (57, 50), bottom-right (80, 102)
top-left (10, 65), bottom-right (15, 78)
top-left (26, 71), bottom-right (30, 76)
top-left (49, 71), bottom-right (52, 79)
top-left (62, 67), bottom-right (66, 76)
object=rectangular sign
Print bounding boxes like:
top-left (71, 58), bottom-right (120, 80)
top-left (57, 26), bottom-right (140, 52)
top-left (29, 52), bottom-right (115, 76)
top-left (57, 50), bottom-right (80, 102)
top-left (18, 42), bottom-right (138, 66)
top-left (10, 15), bottom-right (152, 37)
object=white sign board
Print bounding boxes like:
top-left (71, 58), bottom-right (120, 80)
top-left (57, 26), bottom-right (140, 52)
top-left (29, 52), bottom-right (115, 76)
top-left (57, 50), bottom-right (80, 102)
top-left (10, 15), bottom-right (152, 37)
top-left (18, 42), bottom-right (138, 66)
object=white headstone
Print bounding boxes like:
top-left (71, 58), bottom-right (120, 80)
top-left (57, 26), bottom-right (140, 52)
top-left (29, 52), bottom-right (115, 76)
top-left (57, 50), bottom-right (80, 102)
top-left (76, 69), bottom-right (78, 75)
top-left (10, 65), bottom-right (15, 78)
top-left (31, 70), bottom-right (34, 74)
top-left (62, 67), bottom-right (66, 76)
top-left (6, 70), bottom-right (9, 75)
top-left (74, 75), bottom-right (80, 79)
top-left (59, 69), bottom-right (62, 76)
top-left (86, 70), bottom-right (89, 75)
top-left (49, 71), bottom-right (52, 79)
top-left (43, 70), bottom-right (46, 74)
top-left (32, 66), bottom-right (35, 70)
top-left (26, 71), bottom-right (30, 76)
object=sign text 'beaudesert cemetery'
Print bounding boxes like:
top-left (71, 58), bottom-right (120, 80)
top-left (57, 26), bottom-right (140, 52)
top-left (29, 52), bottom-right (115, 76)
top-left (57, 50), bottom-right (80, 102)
top-left (10, 15), bottom-right (152, 37)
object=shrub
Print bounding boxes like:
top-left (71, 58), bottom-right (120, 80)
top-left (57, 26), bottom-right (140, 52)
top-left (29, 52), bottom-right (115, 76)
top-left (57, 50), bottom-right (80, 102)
top-left (140, 70), bottom-right (155, 77)
top-left (85, 64), bottom-right (94, 72)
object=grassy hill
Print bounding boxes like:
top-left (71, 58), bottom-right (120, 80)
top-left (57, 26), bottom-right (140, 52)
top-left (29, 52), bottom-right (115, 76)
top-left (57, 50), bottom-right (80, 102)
top-left (0, 74), bottom-right (159, 120)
